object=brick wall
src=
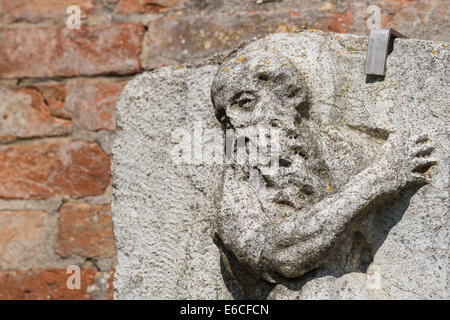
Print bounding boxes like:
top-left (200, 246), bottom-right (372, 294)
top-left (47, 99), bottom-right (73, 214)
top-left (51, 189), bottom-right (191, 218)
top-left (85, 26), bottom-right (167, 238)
top-left (0, 0), bottom-right (448, 300)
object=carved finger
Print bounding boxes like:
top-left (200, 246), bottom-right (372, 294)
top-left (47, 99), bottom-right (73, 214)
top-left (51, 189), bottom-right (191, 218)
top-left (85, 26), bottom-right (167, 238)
top-left (412, 157), bottom-right (438, 173)
top-left (413, 133), bottom-right (430, 144)
top-left (411, 172), bottom-right (431, 185)
top-left (412, 144), bottom-right (435, 157)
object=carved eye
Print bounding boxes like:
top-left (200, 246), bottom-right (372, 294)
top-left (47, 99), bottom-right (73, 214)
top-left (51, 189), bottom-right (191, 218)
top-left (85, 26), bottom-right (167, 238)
top-left (287, 86), bottom-right (301, 98)
top-left (258, 73), bottom-right (269, 81)
top-left (231, 91), bottom-right (256, 110)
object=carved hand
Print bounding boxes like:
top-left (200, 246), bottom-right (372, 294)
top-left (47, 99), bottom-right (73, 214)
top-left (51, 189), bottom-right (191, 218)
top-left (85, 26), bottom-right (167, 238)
top-left (262, 132), bottom-right (438, 280)
top-left (376, 132), bottom-right (437, 191)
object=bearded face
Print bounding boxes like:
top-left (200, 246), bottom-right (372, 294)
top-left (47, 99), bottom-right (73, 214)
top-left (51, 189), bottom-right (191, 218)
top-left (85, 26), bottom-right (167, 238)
top-left (211, 50), bottom-right (332, 281)
top-left (212, 51), bottom-right (330, 213)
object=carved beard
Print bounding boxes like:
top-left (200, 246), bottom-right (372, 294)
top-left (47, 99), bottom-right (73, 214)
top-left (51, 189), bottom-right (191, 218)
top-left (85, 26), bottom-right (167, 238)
top-left (236, 121), bottom-right (331, 217)
top-left (215, 121), bottom-right (332, 281)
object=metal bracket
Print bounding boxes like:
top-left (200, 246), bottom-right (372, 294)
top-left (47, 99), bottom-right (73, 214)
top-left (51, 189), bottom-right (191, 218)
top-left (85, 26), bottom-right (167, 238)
top-left (365, 28), bottom-right (406, 77)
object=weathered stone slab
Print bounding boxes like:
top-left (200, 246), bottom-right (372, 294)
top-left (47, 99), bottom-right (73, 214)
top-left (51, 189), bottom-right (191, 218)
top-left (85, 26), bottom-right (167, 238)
top-left (112, 64), bottom-right (232, 299)
top-left (112, 31), bottom-right (449, 299)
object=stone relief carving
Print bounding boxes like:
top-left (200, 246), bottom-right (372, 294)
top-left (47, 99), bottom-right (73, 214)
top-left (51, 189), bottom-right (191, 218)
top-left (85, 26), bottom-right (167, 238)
top-left (112, 31), bottom-right (448, 300)
top-left (210, 47), bottom-right (437, 297)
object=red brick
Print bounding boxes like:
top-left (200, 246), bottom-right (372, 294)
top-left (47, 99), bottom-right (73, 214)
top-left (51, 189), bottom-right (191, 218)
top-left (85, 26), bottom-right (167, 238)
top-left (320, 1), bottom-right (450, 41)
top-left (380, 0), bottom-right (447, 39)
top-left (63, 79), bottom-right (127, 131)
top-left (328, 8), bottom-right (353, 34)
top-left (0, 87), bottom-right (72, 143)
top-left (0, 23), bottom-right (145, 78)
top-left (0, 269), bottom-right (96, 300)
top-left (38, 84), bottom-right (68, 117)
top-left (0, 27), bottom-right (58, 78)
top-left (114, 0), bottom-right (180, 15)
top-left (106, 268), bottom-right (115, 300)
top-left (0, 141), bottom-right (110, 200)
top-left (1, 80), bottom-right (126, 138)
top-left (55, 202), bottom-right (115, 258)
top-left (0, 210), bottom-right (47, 269)
top-left (141, 11), bottom-right (330, 69)
top-left (1, 0), bottom-right (96, 23)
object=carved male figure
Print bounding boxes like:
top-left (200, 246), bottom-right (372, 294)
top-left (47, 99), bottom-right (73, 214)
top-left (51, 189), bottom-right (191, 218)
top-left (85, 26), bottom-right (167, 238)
top-left (210, 48), bottom-right (436, 288)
